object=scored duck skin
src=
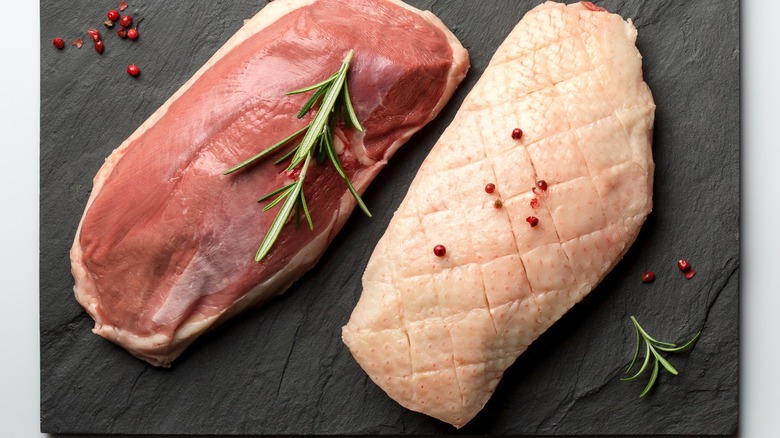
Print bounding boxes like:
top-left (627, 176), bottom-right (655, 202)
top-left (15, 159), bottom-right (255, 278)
top-left (70, 0), bottom-right (469, 367)
top-left (343, 1), bottom-right (655, 427)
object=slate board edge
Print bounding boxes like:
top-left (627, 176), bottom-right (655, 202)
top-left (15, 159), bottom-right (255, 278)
top-left (41, 1), bottom-right (738, 434)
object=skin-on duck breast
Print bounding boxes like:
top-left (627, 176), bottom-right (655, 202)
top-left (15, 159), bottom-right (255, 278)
top-left (343, 1), bottom-right (655, 427)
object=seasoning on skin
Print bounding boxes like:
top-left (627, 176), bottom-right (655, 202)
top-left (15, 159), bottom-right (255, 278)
top-left (533, 180), bottom-right (548, 195)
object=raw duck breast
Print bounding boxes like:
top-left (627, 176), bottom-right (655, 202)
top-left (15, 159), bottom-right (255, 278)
top-left (343, 1), bottom-right (655, 428)
top-left (71, 0), bottom-right (469, 367)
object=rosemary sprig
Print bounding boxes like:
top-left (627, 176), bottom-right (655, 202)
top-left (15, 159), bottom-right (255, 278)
top-left (285, 50), bottom-right (363, 171)
top-left (224, 50), bottom-right (371, 262)
top-left (621, 316), bottom-right (701, 397)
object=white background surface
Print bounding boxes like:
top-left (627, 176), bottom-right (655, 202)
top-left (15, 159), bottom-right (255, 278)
top-left (1, 1), bottom-right (776, 436)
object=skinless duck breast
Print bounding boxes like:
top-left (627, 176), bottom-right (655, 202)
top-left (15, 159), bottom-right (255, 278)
top-left (70, 0), bottom-right (469, 367)
top-left (343, 1), bottom-right (655, 428)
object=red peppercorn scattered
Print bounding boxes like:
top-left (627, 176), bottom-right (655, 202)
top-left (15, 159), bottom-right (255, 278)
top-left (71, 38), bottom-right (84, 49)
top-left (433, 244), bottom-right (446, 257)
top-left (52, 38), bottom-right (65, 49)
top-left (127, 28), bottom-right (139, 40)
top-left (485, 183), bottom-right (495, 194)
top-left (127, 63), bottom-right (140, 77)
top-left (494, 199), bottom-right (503, 209)
top-left (94, 40), bottom-right (105, 54)
top-left (530, 198), bottom-right (540, 208)
top-left (684, 269), bottom-right (696, 280)
top-left (119, 15), bottom-right (133, 28)
top-left (641, 271), bottom-right (655, 283)
top-left (511, 128), bottom-right (523, 140)
top-left (87, 28), bottom-right (101, 42)
top-left (532, 180), bottom-right (548, 195)
top-left (119, 1), bottom-right (129, 12)
top-left (677, 259), bottom-right (691, 271)
top-left (526, 216), bottom-right (539, 227)
top-left (107, 10), bottom-right (120, 22)
top-left (117, 28), bottom-right (128, 39)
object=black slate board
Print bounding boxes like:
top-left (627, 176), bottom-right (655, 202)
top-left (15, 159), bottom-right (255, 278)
top-left (39, 0), bottom-right (739, 434)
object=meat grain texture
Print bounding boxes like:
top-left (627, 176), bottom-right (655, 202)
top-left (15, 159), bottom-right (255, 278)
top-left (70, 0), bottom-right (469, 367)
top-left (343, 1), bottom-right (655, 428)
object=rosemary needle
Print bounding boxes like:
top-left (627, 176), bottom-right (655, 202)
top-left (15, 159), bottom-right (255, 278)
top-left (224, 50), bottom-right (370, 262)
top-left (223, 125), bottom-right (309, 175)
